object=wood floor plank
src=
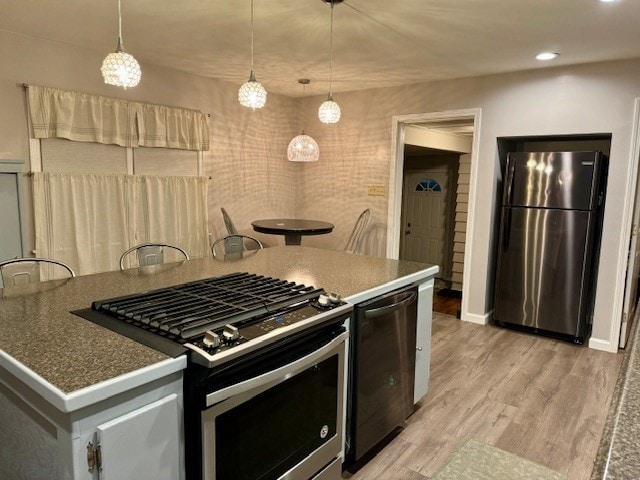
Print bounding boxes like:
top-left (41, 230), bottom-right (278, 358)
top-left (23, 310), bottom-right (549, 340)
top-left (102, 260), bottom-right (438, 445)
top-left (342, 437), bottom-right (425, 480)
top-left (345, 313), bottom-right (624, 480)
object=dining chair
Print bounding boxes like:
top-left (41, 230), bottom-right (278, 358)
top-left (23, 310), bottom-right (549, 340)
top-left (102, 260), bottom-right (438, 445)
top-left (211, 234), bottom-right (263, 261)
top-left (119, 243), bottom-right (189, 270)
top-left (0, 257), bottom-right (76, 287)
top-left (345, 209), bottom-right (372, 254)
top-left (220, 207), bottom-right (239, 235)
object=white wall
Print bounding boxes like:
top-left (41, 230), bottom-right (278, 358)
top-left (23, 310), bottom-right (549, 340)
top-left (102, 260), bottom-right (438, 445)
top-left (297, 59), bottom-right (640, 351)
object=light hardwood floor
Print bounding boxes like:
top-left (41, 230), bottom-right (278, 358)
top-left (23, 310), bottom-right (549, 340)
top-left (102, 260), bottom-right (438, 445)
top-left (432, 292), bottom-right (461, 317)
top-left (344, 313), bottom-right (624, 480)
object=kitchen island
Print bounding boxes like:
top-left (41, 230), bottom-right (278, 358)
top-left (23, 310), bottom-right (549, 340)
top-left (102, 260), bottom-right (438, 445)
top-left (0, 246), bottom-right (438, 479)
top-left (591, 306), bottom-right (640, 479)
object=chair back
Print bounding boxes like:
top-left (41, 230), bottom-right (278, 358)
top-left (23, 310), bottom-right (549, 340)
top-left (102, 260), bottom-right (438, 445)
top-left (211, 235), bottom-right (263, 261)
top-left (0, 258), bottom-right (75, 287)
top-left (119, 243), bottom-right (189, 271)
top-left (345, 209), bottom-right (372, 254)
top-left (220, 207), bottom-right (239, 235)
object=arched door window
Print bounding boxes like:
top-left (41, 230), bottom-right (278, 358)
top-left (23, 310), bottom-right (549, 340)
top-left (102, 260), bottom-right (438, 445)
top-left (415, 178), bottom-right (442, 192)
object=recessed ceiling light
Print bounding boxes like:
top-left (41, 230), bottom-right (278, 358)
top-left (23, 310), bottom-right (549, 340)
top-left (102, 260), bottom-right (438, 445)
top-left (536, 52), bottom-right (559, 61)
top-left (599, 0), bottom-right (617, 3)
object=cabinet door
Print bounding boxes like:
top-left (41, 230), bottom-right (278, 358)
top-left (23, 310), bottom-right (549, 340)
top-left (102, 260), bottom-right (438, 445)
top-left (97, 393), bottom-right (180, 480)
top-left (414, 280), bottom-right (434, 403)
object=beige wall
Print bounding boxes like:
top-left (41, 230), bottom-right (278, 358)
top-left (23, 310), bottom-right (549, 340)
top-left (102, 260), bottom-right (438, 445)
top-left (298, 58), bottom-right (640, 351)
top-left (2, 26), bottom-right (640, 351)
top-left (0, 29), bottom-right (299, 251)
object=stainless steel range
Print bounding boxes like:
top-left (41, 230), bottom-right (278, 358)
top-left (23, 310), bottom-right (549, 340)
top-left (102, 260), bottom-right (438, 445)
top-left (75, 272), bottom-right (352, 480)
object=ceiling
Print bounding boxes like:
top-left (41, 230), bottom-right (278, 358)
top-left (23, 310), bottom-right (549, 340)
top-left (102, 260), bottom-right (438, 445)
top-left (2, 0), bottom-right (640, 97)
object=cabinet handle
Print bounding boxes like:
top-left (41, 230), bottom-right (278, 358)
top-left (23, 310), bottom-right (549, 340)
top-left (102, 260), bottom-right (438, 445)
top-left (87, 443), bottom-right (94, 473)
top-left (416, 347), bottom-right (423, 351)
top-left (87, 441), bottom-right (102, 473)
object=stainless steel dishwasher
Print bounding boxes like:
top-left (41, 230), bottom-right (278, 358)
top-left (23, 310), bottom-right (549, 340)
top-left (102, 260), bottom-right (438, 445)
top-left (346, 285), bottom-right (418, 466)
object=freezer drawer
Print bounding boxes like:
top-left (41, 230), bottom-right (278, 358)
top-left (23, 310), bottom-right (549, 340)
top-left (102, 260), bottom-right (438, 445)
top-left (494, 206), bottom-right (595, 338)
top-left (504, 151), bottom-right (602, 210)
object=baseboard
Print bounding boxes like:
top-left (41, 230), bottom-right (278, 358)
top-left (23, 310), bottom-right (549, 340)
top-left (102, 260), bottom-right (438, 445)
top-left (463, 311), bottom-right (492, 325)
top-left (588, 337), bottom-right (618, 353)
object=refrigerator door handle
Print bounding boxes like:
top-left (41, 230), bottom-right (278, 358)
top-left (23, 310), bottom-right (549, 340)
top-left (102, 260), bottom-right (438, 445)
top-left (503, 208), bottom-right (512, 250)
top-left (504, 163), bottom-right (516, 206)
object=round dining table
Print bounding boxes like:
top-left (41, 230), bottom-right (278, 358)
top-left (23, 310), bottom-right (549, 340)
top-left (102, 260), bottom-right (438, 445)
top-left (251, 218), bottom-right (334, 245)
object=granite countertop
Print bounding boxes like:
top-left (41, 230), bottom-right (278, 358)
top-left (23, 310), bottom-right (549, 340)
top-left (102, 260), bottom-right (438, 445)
top-left (591, 310), bottom-right (640, 479)
top-left (0, 246), bottom-right (436, 398)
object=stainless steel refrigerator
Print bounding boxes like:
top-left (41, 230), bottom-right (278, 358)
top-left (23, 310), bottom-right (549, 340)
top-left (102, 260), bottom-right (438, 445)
top-left (493, 151), bottom-right (607, 343)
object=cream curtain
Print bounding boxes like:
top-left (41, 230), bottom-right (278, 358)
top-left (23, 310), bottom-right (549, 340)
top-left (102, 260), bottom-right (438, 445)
top-left (136, 175), bottom-right (210, 261)
top-left (28, 85), bottom-right (210, 151)
top-left (137, 104), bottom-right (210, 151)
top-left (33, 172), bottom-right (209, 276)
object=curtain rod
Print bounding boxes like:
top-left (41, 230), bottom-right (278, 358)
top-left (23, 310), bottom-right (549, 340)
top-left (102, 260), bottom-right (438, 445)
top-left (27, 172), bottom-right (212, 179)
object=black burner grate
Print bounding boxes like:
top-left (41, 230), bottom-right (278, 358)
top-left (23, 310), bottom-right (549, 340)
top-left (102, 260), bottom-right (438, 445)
top-left (92, 272), bottom-right (323, 340)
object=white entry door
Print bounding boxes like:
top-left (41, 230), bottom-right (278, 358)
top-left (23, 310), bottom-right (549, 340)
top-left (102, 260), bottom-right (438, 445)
top-left (400, 170), bottom-right (451, 274)
top-left (0, 172), bottom-right (23, 261)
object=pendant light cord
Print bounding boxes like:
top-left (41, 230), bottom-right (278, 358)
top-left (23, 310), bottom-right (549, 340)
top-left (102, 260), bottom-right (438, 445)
top-left (329, 2), bottom-right (334, 95)
top-left (118, 0), bottom-right (123, 44)
top-left (250, 0), bottom-right (255, 72)
top-left (302, 82), bottom-right (307, 132)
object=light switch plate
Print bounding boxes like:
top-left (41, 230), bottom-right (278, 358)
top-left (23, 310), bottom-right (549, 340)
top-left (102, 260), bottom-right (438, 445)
top-left (367, 185), bottom-right (385, 196)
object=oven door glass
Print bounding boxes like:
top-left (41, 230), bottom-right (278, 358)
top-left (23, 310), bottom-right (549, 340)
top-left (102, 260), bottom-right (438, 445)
top-left (202, 331), bottom-right (346, 480)
top-left (217, 355), bottom-right (337, 480)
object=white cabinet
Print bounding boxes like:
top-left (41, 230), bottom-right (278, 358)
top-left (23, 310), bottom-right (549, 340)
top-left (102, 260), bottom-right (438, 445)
top-left (95, 394), bottom-right (181, 480)
top-left (414, 278), bottom-right (434, 403)
top-left (0, 366), bottom-right (184, 480)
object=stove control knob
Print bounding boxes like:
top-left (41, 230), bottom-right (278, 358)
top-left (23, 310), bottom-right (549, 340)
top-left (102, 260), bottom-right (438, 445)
top-left (203, 330), bottom-right (220, 348)
top-left (328, 292), bottom-right (342, 304)
top-left (222, 324), bottom-right (239, 342)
top-left (317, 294), bottom-right (330, 306)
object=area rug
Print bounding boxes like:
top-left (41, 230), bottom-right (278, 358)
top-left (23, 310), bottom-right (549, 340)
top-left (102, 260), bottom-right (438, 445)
top-left (431, 439), bottom-right (567, 480)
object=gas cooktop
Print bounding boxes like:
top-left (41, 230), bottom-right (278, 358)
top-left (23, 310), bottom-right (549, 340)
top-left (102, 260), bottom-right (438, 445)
top-left (74, 272), bottom-right (351, 367)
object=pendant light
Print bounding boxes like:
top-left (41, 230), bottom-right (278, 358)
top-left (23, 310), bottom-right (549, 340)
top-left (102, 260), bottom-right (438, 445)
top-left (318, 0), bottom-right (342, 124)
top-left (288, 79), bottom-right (320, 162)
top-left (101, 0), bottom-right (141, 89)
top-left (238, 0), bottom-right (267, 110)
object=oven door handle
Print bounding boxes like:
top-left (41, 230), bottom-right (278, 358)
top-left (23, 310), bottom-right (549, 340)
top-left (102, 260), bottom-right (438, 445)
top-left (205, 331), bottom-right (348, 408)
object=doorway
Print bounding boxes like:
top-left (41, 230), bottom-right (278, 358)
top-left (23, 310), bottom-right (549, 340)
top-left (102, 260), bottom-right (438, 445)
top-left (0, 161), bottom-right (26, 262)
top-left (400, 144), bottom-right (470, 317)
top-left (621, 99), bottom-right (640, 347)
top-left (387, 109), bottom-right (481, 322)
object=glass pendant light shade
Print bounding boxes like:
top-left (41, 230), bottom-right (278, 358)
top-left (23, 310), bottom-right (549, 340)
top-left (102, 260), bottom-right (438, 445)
top-left (239, 0), bottom-right (267, 110)
top-left (288, 133), bottom-right (320, 162)
top-left (318, 94), bottom-right (341, 124)
top-left (319, 0), bottom-right (342, 124)
top-left (101, 39), bottom-right (141, 89)
top-left (288, 79), bottom-right (319, 162)
top-left (101, 0), bottom-right (140, 89)
top-left (238, 71), bottom-right (267, 109)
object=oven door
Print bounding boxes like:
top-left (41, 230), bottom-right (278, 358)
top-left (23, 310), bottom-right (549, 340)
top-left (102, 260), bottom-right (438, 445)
top-left (201, 330), bottom-right (347, 480)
